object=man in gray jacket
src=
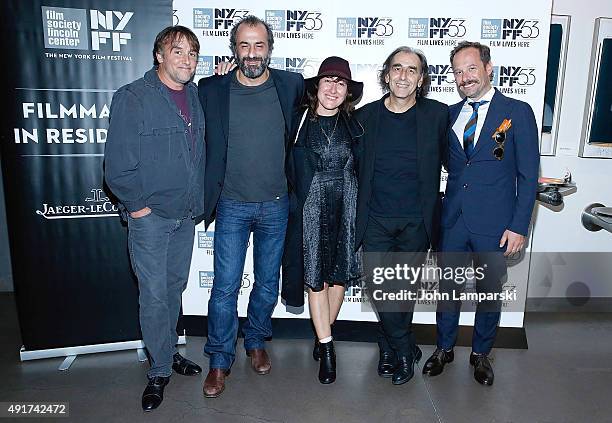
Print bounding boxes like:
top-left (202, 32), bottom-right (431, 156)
top-left (104, 26), bottom-right (205, 412)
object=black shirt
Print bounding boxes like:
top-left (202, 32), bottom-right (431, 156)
top-left (370, 104), bottom-right (421, 217)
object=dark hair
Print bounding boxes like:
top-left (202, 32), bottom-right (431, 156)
top-left (449, 41), bottom-right (493, 81)
top-left (306, 77), bottom-right (354, 119)
top-left (153, 25), bottom-right (200, 66)
top-left (378, 46), bottom-right (430, 98)
top-left (450, 41), bottom-right (491, 66)
top-left (229, 15), bottom-right (274, 57)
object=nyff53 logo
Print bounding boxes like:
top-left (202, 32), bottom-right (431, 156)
top-left (344, 285), bottom-right (367, 303)
top-left (266, 10), bottom-right (323, 31)
top-left (269, 57), bottom-right (320, 76)
top-left (193, 8), bottom-right (249, 29)
top-left (214, 55), bottom-right (234, 66)
top-left (409, 17), bottom-right (466, 38)
top-left (492, 66), bottom-right (536, 87)
top-left (428, 64), bottom-right (455, 85)
top-left (337, 17), bottom-right (393, 38)
top-left (481, 19), bottom-right (540, 40)
top-left (350, 63), bottom-right (380, 74)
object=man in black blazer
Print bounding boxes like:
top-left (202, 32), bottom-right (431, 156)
top-left (197, 15), bottom-right (304, 398)
top-left (355, 46), bottom-right (448, 385)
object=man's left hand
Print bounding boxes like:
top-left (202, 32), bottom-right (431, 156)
top-left (214, 58), bottom-right (236, 75)
top-left (499, 230), bottom-right (525, 257)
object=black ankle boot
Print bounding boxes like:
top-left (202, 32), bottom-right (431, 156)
top-left (313, 338), bottom-right (320, 361)
top-left (318, 341), bottom-right (336, 384)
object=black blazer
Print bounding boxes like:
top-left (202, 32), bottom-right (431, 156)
top-left (353, 95), bottom-right (449, 250)
top-left (197, 68), bottom-right (305, 228)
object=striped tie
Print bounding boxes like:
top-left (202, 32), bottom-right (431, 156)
top-left (463, 100), bottom-right (488, 157)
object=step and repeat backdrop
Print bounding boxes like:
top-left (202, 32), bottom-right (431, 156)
top-left (1, 0), bottom-right (172, 352)
top-left (2, 1), bottom-right (551, 356)
top-left (176, 0), bottom-right (552, 328)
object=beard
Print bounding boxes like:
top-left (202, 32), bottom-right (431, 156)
top-left (237, 54), bottom-right (270, 79)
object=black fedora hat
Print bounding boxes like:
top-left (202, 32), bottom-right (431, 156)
top-left (305, 56), bottom-right (363, 101)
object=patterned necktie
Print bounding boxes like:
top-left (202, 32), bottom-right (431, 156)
top-left (463, 100), bottom-right (488, 157)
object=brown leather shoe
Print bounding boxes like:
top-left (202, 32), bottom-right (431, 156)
top-left (246, 349), bottom-right (271, 375)
top-left (203, 368), bottom-right (230, 398)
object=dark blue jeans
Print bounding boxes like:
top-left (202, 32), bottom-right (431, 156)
top-left (127, 212), bottom-right (195, 378)
top-left (204, 195), bottom-right (289, 369)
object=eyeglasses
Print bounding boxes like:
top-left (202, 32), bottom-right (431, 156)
top-left (492, 131), bottom-right (505, 161)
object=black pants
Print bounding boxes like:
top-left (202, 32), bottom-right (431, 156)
top-left (363, 215), bottom-right (429, 357)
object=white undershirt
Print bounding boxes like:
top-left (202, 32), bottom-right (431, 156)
top-left (452, 87), bottom-right (495, 147)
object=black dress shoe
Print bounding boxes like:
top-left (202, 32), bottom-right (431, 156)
top-left (142, 376), bottom-right (170, 411)
top-left (318, 341), bottom-right (336, 384)
top-left (313, 339), bottom-right (320, 361)
top-left (470, 352), bottom-right (494, 386)
top-left (377, 350), bottom-right (397, 378)
top-left (391, 354), bottom-right (415, 385)
top-left (172, 352), bottom-right (202, 376)
top-left (413, 345), bottom-right (423, 364)
top-left (422, 348), bottom-right (454, 376)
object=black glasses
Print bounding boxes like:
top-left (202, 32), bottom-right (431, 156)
top-left (493, 131), bottom-right (505, 160)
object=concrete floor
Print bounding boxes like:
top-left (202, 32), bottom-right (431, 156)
top-left (1, 293), bottom-right (611, 423)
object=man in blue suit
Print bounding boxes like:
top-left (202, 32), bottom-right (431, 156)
top-left (423, 41), bottom-right (539, 386)
top-left (197, 16), bottom-right (304, 398)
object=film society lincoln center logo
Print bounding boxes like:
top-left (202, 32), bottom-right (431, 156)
top-left (197, 55), bottom-right (236, 77)
top-left (42, 6), bottom-right (133, 55)
top-left (197, 231), bottom-right (214, 255)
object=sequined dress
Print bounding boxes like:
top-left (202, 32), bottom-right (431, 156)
top-left (302, 113), bottom-right (361, 291)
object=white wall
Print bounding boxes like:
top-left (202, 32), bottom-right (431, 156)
top-left (528, 0), bottom-right (612, 298)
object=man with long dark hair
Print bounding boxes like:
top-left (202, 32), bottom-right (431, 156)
top-left (355, 46), bottom-right (449, 385)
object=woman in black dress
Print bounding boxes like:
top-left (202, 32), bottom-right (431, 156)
top-left (282, 57), bottom-right (364, 384)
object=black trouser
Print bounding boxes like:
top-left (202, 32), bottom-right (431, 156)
top-left (363, 215), bottom-right (429, 357)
